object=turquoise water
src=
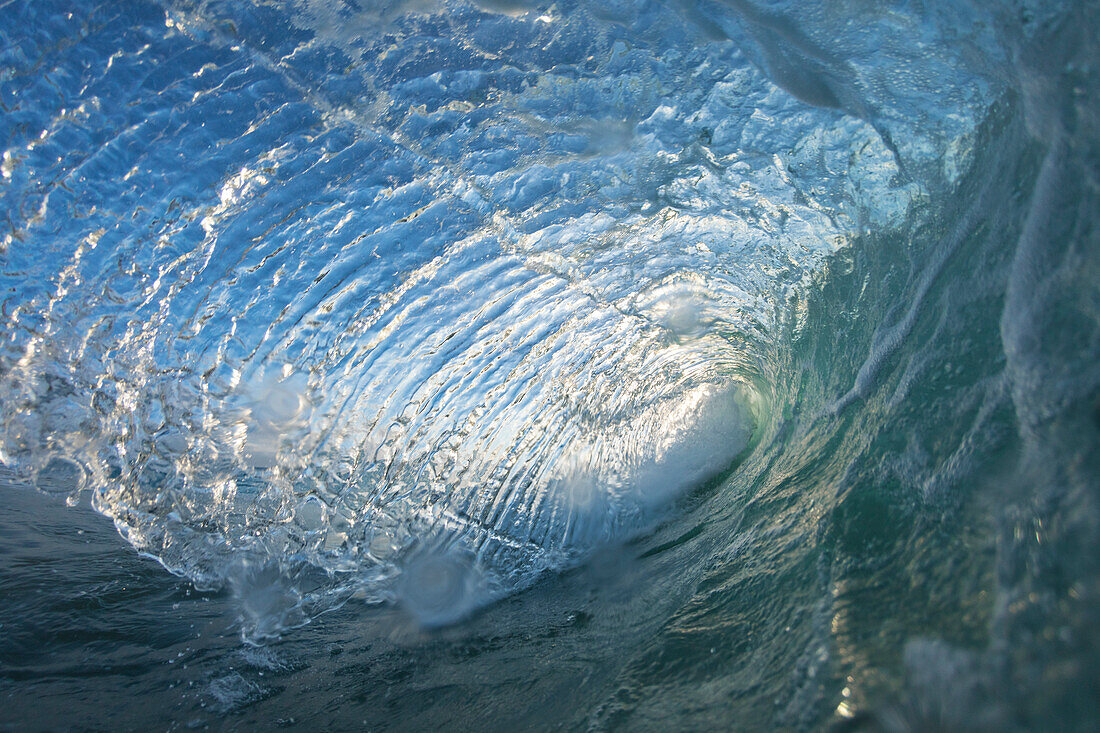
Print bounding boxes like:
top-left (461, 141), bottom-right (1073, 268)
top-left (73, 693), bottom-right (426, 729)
top-left (1, 0), bottom-right (1098, 729)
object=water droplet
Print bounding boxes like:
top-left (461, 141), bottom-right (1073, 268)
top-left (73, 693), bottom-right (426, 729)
top-left (35, 456), bottom-right (85, 495)
top-left (398, 550), bottom-right (482, 627)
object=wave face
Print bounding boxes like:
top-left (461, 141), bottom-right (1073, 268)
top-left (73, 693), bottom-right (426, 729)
top-left (2, 0), bottom-right (1099, 727)
top-left (1, 0), bottom-right (920, 619)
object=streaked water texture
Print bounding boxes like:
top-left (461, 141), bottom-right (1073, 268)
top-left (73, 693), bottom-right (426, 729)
top-left (1, 0), bottom-right (1098, 729)
top-left (1, 0), bottom-right (923, 619)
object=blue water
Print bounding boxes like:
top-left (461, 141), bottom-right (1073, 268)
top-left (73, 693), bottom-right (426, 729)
top-left (1, 0), bottom-right (1098, 729)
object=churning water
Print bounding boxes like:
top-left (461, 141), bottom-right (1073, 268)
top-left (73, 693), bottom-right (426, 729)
top-left (1, 0), bottom-right (1098, 729)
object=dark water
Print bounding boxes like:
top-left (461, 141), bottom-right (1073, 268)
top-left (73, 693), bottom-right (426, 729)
top-left (2, 0), bottom-right (1098, 729)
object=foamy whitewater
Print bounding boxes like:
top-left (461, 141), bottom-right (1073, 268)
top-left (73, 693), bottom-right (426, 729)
top-left (1, 0), bottom-right (1097, 728)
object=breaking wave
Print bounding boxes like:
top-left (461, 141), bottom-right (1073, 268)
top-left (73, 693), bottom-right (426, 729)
top-left (2, 12), bottom-right (1098, 719)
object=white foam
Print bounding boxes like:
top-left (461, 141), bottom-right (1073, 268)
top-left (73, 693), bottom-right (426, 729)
top-left (556, 380), bottom-right (753, 520)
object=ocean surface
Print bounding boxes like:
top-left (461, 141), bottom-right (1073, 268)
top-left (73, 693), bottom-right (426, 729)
top-left (1, 0), bottom-right (1098, 729)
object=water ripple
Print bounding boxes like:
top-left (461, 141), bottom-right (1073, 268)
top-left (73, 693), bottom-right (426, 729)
top-left (0, 0), bottom-right (951, 632)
